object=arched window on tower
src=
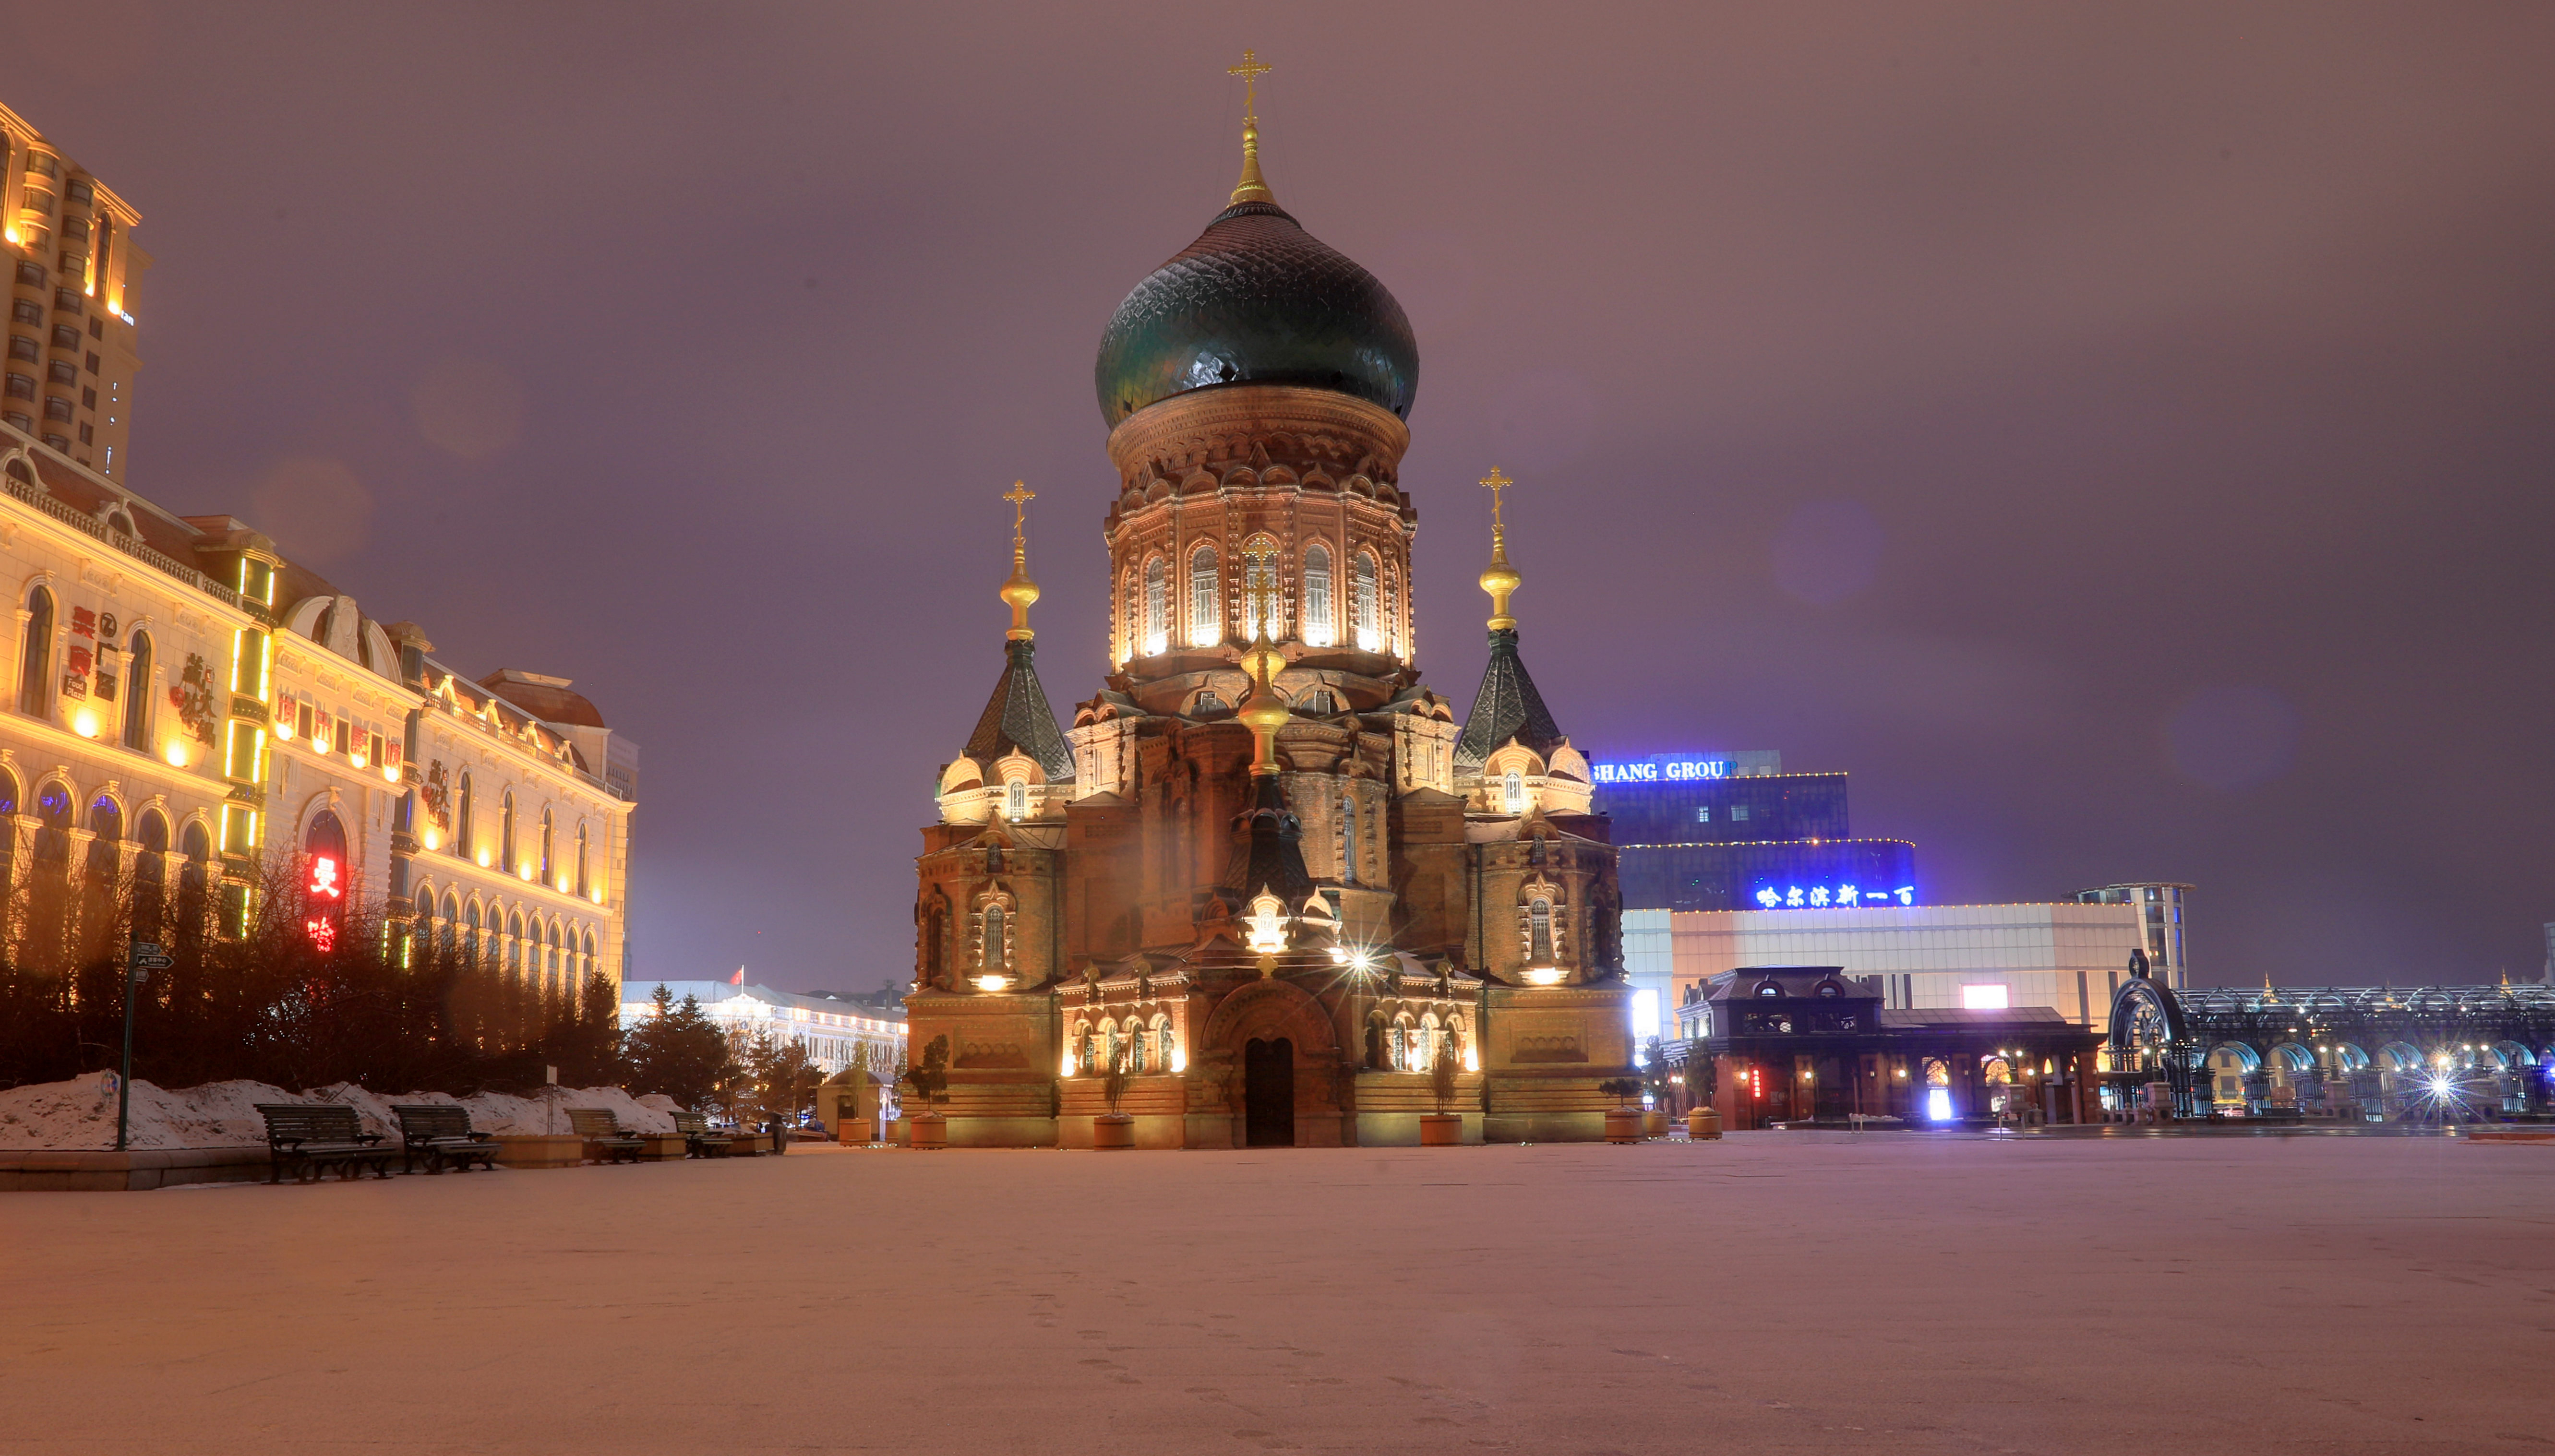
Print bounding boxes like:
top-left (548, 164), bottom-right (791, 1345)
top-left (440, 893), bottom-right (458, 956)
top-left (538, 807), bottom-right (554, 884)
top-left (122, 629), bottom-right (153, 750)
top-left (1243, 539), bottom-right (1279, 640)
top-left (1142, 557), bottom-right (1168, 656)
top-left (500, 791), bottom-right (517, 871)
top-left (1302, 544), bottom-right (1333, 645)
top-left (1187, 544), bottom-right (1220, 646)
top-left (507, 911), bottom-right (525, 979)
top-left (1158, 1020), bottom-right (1177, 1074)
top-left (1340, 793), bottom-right (1359, 884)
top-left (1503, 770), bottom-right (1526, 814)
top-left (463, 901), bottom-right (481, 965)
top-left (1120, 568), bottom-right (1137, 663)
top-left (1005, 780), bottom-right (1028, 820)
top-left (575, 822), bottom-right (590, 896)
top-left (1353, 551), bottom-right (1380, 651)
top-left (1529, 897), bottom-right (1555, 964)
top-left (981, 903), bottom-right (1007, 974)
top-left (19, 584), bottom-right (54, 717)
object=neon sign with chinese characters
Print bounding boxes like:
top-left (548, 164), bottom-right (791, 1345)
top-left (304, 854), bottom-right (343, 951)
top-left (1751, 883), bottom-right (1916, 910)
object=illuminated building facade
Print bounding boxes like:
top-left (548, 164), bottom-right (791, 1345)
top-left (1664, 967), bottom-right (2103, 1129)
top-left (1592, 749), bottom-right (1919, 912)
top-left (2, 102), bottom-right (147, 480)
top-left (904, 60), bottom-right (1632, 1147)
top-left (0, 437), bottom-right (633, 993)
top-left (619, 980), bottom-right (906, 1079)
top-left (1662, 900), bottom-right (2162, 1037)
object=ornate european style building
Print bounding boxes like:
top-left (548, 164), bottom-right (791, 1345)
top-left (906, 75), bottom-right (1629, 1146)
top-left (0, 436), bottom-right (634, 990)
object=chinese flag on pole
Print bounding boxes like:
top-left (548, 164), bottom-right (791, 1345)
top-left (730, 967), bottom-right (744, 986)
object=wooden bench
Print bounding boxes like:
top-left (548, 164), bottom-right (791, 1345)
top-left (566, 1108), bottom-right (646, 1164)
top-left (672, 1111), bottom-right (733, 1159)
top-left (255, 1103), bottom-right (396, 1184)
top-left (390, 1104), bottom-right (501, 1175)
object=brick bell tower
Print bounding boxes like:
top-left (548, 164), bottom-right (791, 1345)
top-left (906, 53), bottom-right (1631, 1148)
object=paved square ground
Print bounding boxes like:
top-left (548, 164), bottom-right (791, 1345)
top-left (5, 1133), bottom-right (2550, 1454)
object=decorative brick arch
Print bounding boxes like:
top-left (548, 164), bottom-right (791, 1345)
top-left (1201, 977), bottom-right (1338, 1062)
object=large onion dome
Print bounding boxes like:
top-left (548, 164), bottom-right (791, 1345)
top-left (1094, 197), bottom-right (1419, 429)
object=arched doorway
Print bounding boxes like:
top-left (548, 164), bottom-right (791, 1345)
top-left (1244, 1037), bottom-right (1294, 1147)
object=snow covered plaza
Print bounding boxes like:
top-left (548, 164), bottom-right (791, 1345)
top-left (9, 1133), bottom-right (2550, 1455)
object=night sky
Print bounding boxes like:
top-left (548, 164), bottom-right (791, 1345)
top-left (9, 4), bottom-right (2551, 992)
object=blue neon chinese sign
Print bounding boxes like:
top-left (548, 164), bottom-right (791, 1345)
top-left (1751, 884), bottom-right (1917, 910)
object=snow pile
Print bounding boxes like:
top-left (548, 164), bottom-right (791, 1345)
top-left (0, 1074), bottom-right (677, 1150)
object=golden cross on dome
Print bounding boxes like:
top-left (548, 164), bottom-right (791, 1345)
top-left (1479, 466), bottom-right (1513, 529)
top-left (1004, 481), bottom-right (1034, 546)
top-left (1227, 48), bottom-right (1272, 117)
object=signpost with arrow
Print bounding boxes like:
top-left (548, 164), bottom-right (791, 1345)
top-left (117, 937), bottom-right (174, 1153)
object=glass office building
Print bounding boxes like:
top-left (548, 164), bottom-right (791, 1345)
top-left (1592, 750), bottom-right (1919, 913)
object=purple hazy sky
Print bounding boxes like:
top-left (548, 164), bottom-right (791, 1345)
top-left (9, 3), bottom-right (2551, 992)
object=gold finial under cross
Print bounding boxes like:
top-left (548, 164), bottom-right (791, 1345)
top-left (1478, 467), bottom-right (1522, 631)
top-left (1243, 538), bottom-right (1277, 639)
top-left (999, 481), bottom-right (1039, 641)
top-left (1226, 48), bottom-right (1276, 206)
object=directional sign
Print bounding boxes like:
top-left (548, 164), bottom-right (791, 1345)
top-left (129, 941), bottom-right (174, 982)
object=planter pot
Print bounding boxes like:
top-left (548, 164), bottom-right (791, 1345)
top-left (1603, 1107), bottom-right (1643, 1145)
top-left (1686, 1108), bottom-right (1723, 1141)
top-left (908, 1112), bottom-right (948, 1151)
top-left (1093, 1112), bottom-right (1137, 1150)
top-left (491, 1134), bottom-right (583, 1170)
top-left (838, 1121), bottom-right (874, 1147)
top-left (1641, 1110), bottom-right (1670, 1138)
top-left (634, 1134), bottom-right (688, 1162)
top-left (1419, 1113), bottom-right (1462, 1146)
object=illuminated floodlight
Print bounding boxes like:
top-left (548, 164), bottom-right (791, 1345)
top-left (1926, 1088), bottom-right (1953, 1122)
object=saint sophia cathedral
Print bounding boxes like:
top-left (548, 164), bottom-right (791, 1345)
top-left (907, 57), bottom-right (1630, 1146)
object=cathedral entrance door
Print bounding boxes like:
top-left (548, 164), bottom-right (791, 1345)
top-left (1244, 1037), bottom-right (1295, 1147)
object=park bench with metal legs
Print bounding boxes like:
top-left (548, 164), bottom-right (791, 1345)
top-left (566, 1108), bottom-right (646, 1164)
top-left (256, 1103), bottom-right (396, 1184)
top-left (672, 1111), bottom-right (733, 1158)
top-left (391, 1104), bottom-right (501, 1174)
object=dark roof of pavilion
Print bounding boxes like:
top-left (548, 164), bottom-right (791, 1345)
top-left (962, 639), bottom-right (1073, 779)
top-left (1455, 626), bottom-right (1566, 769)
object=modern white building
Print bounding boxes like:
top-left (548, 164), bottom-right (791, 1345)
top-left (1663, 901), bottom-right (2167, 1037)
top-left (2073, 883), bottom-right (2193, 989)
top-left (620, 979), bottom-right (907, 1078)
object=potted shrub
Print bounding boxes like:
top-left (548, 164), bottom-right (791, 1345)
top-left (1420, 1042), bottom-right (1462, 1146)
top-left (1599, 1077), bottom-right (1644, 1144)
top-left (903, 1035), bottom-right (950, 1150)
top-left (1093, 1041), bottom-right (1136, 1150)
top-left (1639, 1041), bottom-right (1671, 1137)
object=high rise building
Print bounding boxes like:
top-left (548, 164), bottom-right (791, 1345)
top-left (1, 103), bottom-right (147, 481)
